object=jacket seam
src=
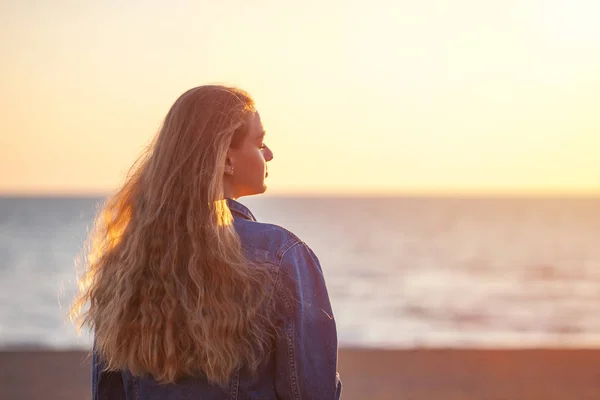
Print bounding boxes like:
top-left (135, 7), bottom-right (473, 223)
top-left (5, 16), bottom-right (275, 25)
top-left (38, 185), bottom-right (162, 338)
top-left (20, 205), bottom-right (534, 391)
top-left (276, 241), bottom-right (304, 315)
top-left (133, 376), bottom-right (140, 400)
top-left (278, 240), bottom-right (303, 261)
top-left (229, 368), bottom-right (240, 400)
top-left (277, 241), bottom-right (306, 400)
top-left (286, 322), bottom-right (300, 400)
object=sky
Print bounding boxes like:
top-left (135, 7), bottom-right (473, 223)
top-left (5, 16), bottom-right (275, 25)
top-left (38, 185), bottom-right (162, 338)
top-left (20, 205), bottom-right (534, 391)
top-left (1, 0), bottom-right (599, 196)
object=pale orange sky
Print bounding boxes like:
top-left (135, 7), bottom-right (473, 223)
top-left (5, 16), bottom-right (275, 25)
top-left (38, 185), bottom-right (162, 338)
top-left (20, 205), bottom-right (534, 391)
top-left (1, 0), bottom-right (599, 195)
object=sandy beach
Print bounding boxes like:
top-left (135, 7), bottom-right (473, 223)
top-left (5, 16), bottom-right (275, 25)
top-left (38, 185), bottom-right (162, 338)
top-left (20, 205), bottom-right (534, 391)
top-left (1, 348), bottom-right (599, 399)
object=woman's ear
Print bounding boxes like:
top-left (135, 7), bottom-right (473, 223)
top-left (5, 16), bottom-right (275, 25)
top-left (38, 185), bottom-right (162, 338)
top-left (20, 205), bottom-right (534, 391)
top-left (224, 150), bottom-right (236, 176)
top-left (225, 149), bottom-right (235, 168)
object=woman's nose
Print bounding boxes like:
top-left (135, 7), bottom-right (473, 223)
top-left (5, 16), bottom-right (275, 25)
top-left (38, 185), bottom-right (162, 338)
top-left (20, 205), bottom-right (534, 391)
top-left (264, 145), bottom-right (274, 161)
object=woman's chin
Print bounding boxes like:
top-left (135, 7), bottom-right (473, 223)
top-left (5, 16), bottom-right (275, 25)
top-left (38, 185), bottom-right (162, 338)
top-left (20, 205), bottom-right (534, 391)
top-left (247, 184), bottom-right (268, 197)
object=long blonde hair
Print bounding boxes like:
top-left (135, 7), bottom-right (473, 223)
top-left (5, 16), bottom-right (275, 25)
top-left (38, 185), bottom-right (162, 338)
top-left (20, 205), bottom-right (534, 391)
top-left (71, 85), bottom-right (275, 385)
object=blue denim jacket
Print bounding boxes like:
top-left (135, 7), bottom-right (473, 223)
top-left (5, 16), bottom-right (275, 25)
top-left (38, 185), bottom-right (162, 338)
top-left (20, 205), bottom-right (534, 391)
top-left (92, 198), bottom-right (342, 399)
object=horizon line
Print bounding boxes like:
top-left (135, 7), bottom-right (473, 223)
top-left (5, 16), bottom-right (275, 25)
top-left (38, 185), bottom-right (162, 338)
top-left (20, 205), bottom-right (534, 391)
top-left (1, 190), bottom-right (599, 199)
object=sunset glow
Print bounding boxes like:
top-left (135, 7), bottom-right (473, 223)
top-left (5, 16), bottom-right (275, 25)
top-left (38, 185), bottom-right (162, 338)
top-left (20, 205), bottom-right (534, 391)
top-left (1, 0), bottom-right (598, 196)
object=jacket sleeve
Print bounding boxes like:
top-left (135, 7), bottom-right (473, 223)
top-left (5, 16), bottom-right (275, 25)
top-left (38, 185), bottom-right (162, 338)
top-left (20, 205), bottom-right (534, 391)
top-left (274, 242), bottom-right (342, 400)
top-left (92, 343), bottom-right (126, 400)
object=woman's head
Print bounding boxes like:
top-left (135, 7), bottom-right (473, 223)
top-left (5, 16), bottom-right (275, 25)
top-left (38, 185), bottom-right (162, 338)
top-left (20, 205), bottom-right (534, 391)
top-left (225, 111), bottom-right (274, 199)
top-left (71, 85), bottom-right (276, 385)
top-left (151, 85), bottom-right (273, 203)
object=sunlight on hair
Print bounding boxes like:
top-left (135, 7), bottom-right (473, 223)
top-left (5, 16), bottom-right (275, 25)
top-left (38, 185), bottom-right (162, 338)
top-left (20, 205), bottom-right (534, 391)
top-left (214, 199), bottom-right (234, 227)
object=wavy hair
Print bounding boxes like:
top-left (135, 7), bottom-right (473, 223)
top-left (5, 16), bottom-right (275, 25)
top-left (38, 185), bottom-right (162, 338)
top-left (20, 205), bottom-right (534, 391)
top-left (71, 85), bottom-right (276, 385)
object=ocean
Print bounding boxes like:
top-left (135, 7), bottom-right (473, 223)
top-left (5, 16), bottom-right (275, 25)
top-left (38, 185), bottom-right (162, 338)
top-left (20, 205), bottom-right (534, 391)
top-left (1, 195), bottom-right (599, 350)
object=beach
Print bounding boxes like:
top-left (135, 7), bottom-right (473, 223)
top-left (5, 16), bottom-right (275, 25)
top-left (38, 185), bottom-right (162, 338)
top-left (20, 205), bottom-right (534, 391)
top-left (1, 348), bottom-right (599, 399)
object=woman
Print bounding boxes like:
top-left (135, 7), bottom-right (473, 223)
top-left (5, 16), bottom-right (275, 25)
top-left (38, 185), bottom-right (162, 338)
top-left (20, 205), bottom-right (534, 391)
top-left (71, 85), bottom-right (342, 399)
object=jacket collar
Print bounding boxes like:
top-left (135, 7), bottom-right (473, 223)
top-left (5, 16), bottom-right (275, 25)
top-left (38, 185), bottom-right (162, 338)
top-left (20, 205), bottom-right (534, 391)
top-left (226, 198), bottom-right (257, 222)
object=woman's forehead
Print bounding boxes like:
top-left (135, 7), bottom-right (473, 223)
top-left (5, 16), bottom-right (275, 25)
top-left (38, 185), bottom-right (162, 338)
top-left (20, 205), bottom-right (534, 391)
top-left (248, 112), bottom-right (266, 137)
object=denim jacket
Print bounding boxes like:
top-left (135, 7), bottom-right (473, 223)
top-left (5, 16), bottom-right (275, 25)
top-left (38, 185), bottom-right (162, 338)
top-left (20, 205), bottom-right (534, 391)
top-left (92, 198), bottom-right (342, 400)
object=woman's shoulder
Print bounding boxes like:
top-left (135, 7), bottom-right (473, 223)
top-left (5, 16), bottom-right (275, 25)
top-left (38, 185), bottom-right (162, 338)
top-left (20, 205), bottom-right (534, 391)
top-left (235, 219), bottom-right (306, 263)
